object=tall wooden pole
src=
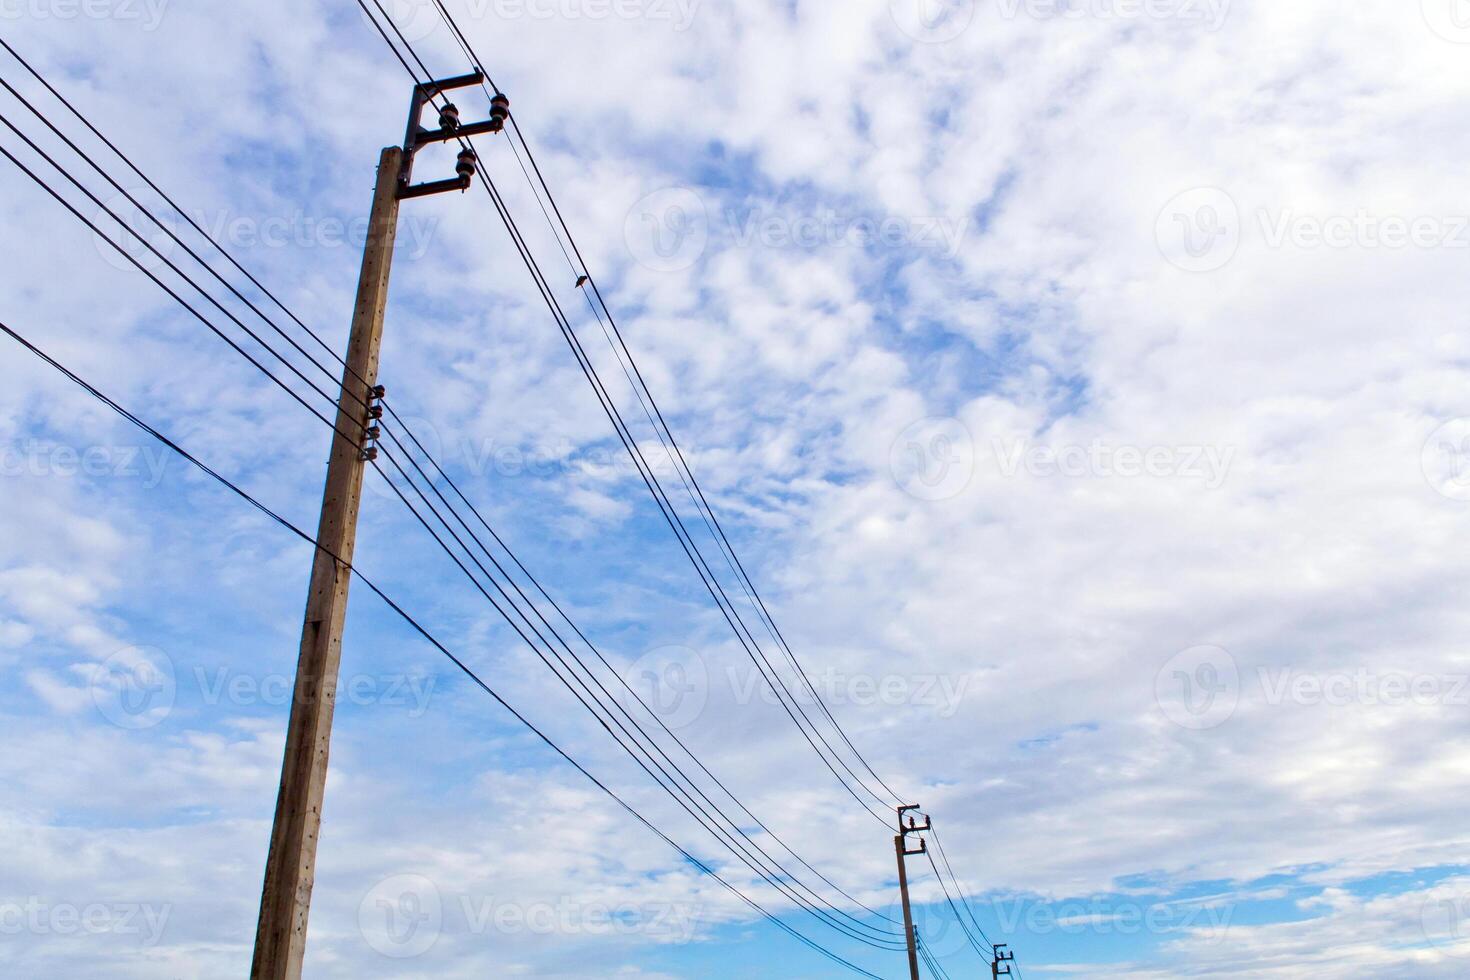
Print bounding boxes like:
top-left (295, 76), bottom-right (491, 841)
top-left (895, 834), bottom-right (921, 980)
top-left (252, 146), bottom-right (403, 980)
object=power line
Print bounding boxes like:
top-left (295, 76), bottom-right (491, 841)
top-left (924, 842), bottom-right (994, 960)
top-left (0, 317), bottom-right (893, 980)
top-left (0, 37), bottom-right (373, 398)
top-left (916, 935), bottom-right (953, 980)
top-left (505, 106), bottom-right (906, 806)
top-left (0, 139), bottom-right (364, 453)
top-left (417, 0), bottom-right (906, 811)
top-left (353, 2), bottom-right (899, 824)
top-left (929, 824), bottom-right (997, 951)
top-left (369, 432), bottom-right (905, 948)
top-left (378, 415), bottom-right (905, 929)
top-left (0, 76), bottom-right (369, 416)
top-left (0, 38), bottom-right (903, 940)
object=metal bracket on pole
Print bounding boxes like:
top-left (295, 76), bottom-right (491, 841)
top-left (396, 69), bottom-right (510, 200)
top-left (898, 803), bottom-right (932, 837)
top-left (993, 944), bottom-right (1015, 978)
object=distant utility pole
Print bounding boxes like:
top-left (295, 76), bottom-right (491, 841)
top-left (993, 943), bottom-right (1015, 978)
top-left (251, 71), bottom-right (508, 980)
top-left (894, 803), bottom-right (931, 980)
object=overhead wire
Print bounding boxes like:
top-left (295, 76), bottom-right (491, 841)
top-left (369, 434), bottom-right (905, 949)
top-left (0, 318), bottom-right (894, 980)
top-left (929, 824), bottom-right (997, 951)
top-left (924, 843), bottom-right (994, 960)
top-left (361, 0), bottom-right (900, 823)
top-left (0, 38), bottom-right (904, 939)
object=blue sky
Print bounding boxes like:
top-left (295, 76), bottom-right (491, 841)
top-left (3, 1), bottom-right (1470, 977)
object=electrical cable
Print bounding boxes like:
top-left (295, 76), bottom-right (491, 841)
top-left (0, 317), bottom-right (894, 980)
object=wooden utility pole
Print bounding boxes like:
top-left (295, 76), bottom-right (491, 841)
top-left (251, 70), bottom-right (506, 979)
top-left (251, 144), bottom-right (403, 979)
top-left (894, 804), bottom-right (931, 980)
top-left (895, 833), bottom-right (922, 980)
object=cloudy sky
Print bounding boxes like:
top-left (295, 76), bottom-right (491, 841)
top-left (2, 0), bottom-right (1470, 977)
